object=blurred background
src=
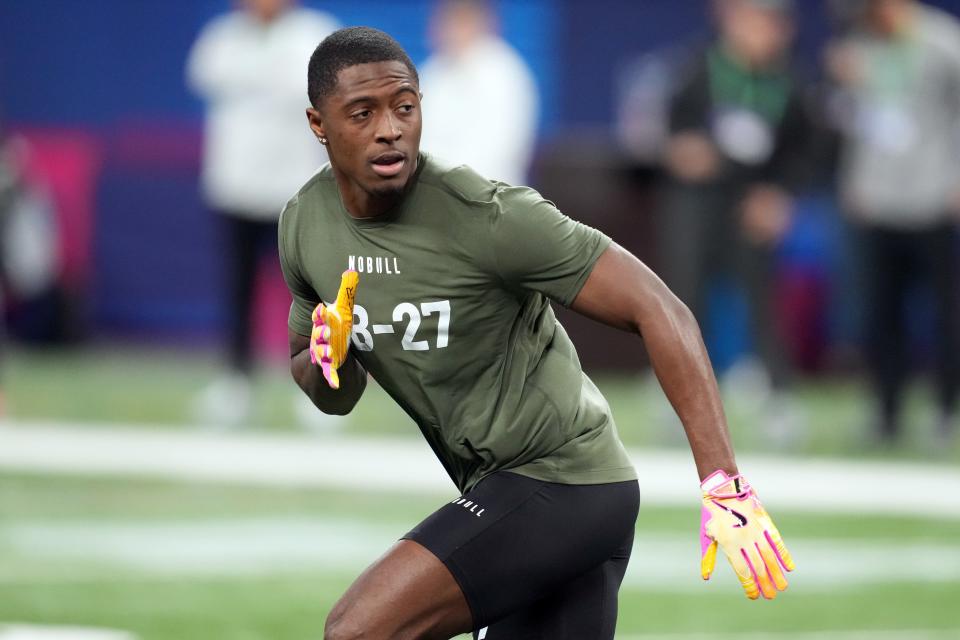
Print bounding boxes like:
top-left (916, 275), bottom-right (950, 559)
top-left (1, 0), bottom-right (959, 638)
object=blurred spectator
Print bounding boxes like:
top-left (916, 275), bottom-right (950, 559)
top-left (0, 130), bottom-right (12, 417)
top-left (419, 0), bottom-right (539, 185)
top-left (615, 47), bottom-right (688, 164)
top-left (657, 0), bottom-right (817, 443)
top-left (827, 0), bottom-right (960, 445)
top-left (186, 0), bottom-right (338, 426)
top-left (0, 127), bottom-right (62, 417)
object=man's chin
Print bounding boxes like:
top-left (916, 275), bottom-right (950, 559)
top-left (367, 178), bottom-right (408, 199)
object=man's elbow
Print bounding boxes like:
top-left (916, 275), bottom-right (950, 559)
top-left (296, 382), bottom-right (360, 416)
top-left (315, 396), bottom-right (359, 416)
top-left (635, 286), bottom-right (699, 336)
top-left (666, 292), bottom-right (697, 329)
top-left (290, 367), bottom-right (364, 416)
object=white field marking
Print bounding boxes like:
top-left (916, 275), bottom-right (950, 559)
top-left (616, 632), bottom-right (960, 640)
top-left (2, 518), bottom-right (959, 590)
top-left (0, 624), bottom-right (136, 640)
top-left (0, 420), bottom-right (450, 494)
top-left (0, 517), bottom-right (401, 577)
top-left (1, 420), bottom-right (960, 518)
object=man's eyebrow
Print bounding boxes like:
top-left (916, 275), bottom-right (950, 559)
top-left (342, 95), bottom-right (375, 111)
top-left (393, 85), bottom-right (419, 100)
top-left (342, 85), bottom-right (419, 111)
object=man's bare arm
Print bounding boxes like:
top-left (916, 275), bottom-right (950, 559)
top-left (289, 330), bottom-right (367, 415)
top-left (570, 242), bottom-right (736, 480)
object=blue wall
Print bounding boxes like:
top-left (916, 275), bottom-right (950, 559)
top-left (7, 0), bottom-right (960, 130)
top-left (4, 0), bottom-right (960, 342)
top-left (0, 0), bottom-right (559, 132)
top-left (0, 0), bottom-right (560, 336)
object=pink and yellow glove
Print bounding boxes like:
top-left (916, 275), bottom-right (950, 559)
top-left (700, 470), bottom-right (795, 600)
top-left (310, 270), bottom-right (359, 389)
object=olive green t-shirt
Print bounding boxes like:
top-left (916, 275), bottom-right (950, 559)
top-left (279, 154), bottom-right (636, 492)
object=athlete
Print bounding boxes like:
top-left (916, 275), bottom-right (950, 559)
top-left (280, 27), bottom-right (794, 640)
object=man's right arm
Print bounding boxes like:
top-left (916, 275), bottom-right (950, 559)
top-left (289, 330), bottom-right (367, 415)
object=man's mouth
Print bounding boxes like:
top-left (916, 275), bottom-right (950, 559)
top-left (370, 152), bottom-right (406, 178)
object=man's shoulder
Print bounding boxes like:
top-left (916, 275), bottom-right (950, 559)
top-left (917, 5), bottom-right (960, 57)
top-left (418, 154), bottom-right (500, 206)
top-left (280, 164), bottom-right (335, 224)
top-left (199, 11), bottom-right (249, 38)
top-left (286, 7), bottom-right (339, 37)
top-left (919, 3), bottom-right (960, 30)
top-left (418, 154), bottom-right (540, 214)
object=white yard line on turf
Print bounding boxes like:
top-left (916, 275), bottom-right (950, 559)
top-left (2, 517), bottom-right (958, 590)
top-left (1, 419), bottom-right (959, 518)
top-left (0, 625), bottom-right (136, 640)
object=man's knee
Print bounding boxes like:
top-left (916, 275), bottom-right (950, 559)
top-left (323, 539), bottom-right (471, 639)
top-left (323, 606), bottom-right (368, 640)
top-left (324, 596), bottom-right (398, 640)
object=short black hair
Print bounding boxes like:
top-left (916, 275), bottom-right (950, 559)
top-left (307, 27), bottom-right (419, 108)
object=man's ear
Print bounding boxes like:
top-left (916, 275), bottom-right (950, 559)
top-left (306, 107), bottom-right (325, 140)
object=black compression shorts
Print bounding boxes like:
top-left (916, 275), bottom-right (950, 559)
top-left (403, 471), bottom-right (640, 639)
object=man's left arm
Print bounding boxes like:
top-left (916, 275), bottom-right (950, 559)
top-left (571, 242), bottom-right (733, 479)
top-left (571, 242), bottom-right (794, 599)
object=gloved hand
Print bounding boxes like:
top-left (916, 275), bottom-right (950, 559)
top-left (311, 270), bottom-right (359, 389)
top-left (700, 470), bottom-right (795, 600)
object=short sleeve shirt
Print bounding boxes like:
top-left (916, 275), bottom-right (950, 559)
top-left (279, 154), bottom-right (636, 492)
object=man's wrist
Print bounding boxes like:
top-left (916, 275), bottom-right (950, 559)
top-left (698, 463), bottom-right (739, 484)
top-left (700, 469), bottom-right (750, 497)
top-left (700, 469), bottom-right (734, 491)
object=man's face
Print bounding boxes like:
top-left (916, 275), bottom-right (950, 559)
top-left (239, 0), bottom-right (290, 22)
top-left (309, 61), bottom-right (422, 201)
top-left (430, 2), bottom-right (489, 57)
top-left (866, 0), bottom-right (913, 36)
top-left (720, 1), bottom-right (794, 66)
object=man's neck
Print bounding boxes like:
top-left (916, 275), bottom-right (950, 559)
top-left (873, 2), bottom-right (917, 39)
top-left (342, 189), bottom-right (403, 219)
top-left (249, 7), bottom-right (287, 24)
top-left (719, 41), bottom-right (781, 73)
top-left (334, 164), bottom-right (417, 220)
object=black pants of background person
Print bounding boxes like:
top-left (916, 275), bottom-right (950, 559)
top-left (218, 211), bottom-right (280, 375)
top-left (858, 221), bottom-right (960, 441)
top-left (657, 183), bottom-right (790, 391)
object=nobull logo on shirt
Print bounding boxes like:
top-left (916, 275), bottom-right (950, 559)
top-left (347, 255), bottom-right (401, 275)
top-left (451, 496), bottom-right (484, 517)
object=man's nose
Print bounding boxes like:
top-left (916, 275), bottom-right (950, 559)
top-left (375, 111), bottom-right (402, 142)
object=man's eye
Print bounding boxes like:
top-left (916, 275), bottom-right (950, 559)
top-left (351, 110), bottom-right (372, 121)
top-left (397, 104), bottom-right (414, 114)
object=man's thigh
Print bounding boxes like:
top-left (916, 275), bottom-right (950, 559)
top-left (404, 471), bottom-right (640, 633)
top-left (325, 539), bottom-right (472, 640)
top-left (475, 531), bottom-right (634, 640)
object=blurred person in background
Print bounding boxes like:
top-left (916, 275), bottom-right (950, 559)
top-left (827, 0), bottom-right (960, 446)
top-left (0, 130), bottom-right (14, 418)
top-left (659, 0), bottom-right (817, 444)
top-left (186, 0), bottom-right (338, 427)
top-left (0, 127), bottom-right (61, 419)
top-left (418, 0), bottom-right (539, 185)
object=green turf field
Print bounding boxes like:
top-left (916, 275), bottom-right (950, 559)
top-left (3, 346), bottom-right (958, 461)
top-left (1, 473), bottom-right (958, 639)
top-left (2, 346), bottom-right (959, 638)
